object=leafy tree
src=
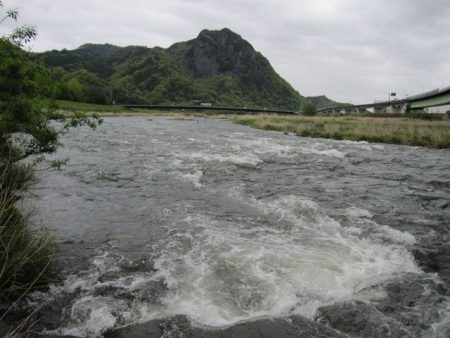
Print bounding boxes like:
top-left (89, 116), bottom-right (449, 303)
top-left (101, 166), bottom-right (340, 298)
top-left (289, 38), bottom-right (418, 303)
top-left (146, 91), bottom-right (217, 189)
top-left (0, 1), bottom-right (101, 164)
top-left (0, 1), bottom-right (101, 304)
top-left (60, 70), bottom-right (110, 104)
top-left (0, 1), bottom-right (36, 47)
top-left (59, 77), bottom-right (86, 102)
top-left (302, 100), bottom-right (317, 116)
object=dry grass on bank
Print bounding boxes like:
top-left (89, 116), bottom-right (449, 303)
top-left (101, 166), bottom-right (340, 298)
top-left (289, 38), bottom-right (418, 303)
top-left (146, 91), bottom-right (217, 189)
top-left (232, 115), bottom-right (450, 148)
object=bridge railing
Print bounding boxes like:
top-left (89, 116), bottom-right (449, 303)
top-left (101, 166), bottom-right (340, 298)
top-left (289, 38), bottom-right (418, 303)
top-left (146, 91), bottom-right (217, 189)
top-left (123, 104), bottom-right (298, 115)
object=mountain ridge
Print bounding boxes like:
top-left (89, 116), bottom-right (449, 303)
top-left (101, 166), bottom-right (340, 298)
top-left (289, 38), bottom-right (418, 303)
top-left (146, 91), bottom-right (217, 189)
top-left (307, 95), bottom-right (351, 109)
top-left (36, 28), bottom-right (344, 110)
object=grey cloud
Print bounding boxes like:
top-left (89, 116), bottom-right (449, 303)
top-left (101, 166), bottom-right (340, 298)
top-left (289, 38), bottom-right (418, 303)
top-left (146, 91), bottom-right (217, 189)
top-left (2, 0), bottom-right (449, 103)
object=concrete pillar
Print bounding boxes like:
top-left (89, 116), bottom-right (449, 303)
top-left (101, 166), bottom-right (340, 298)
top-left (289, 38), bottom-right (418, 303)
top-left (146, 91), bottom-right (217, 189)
top-left (390, 105), bottom-right (403, 114)
top-left (401, 103), bottom-right (409, 114)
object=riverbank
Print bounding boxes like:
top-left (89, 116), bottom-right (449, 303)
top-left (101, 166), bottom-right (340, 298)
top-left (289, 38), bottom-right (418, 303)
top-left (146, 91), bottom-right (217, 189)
top-left (55, 100), bottom-right (450, 148)
top-left (101, 112), bottom-right (450, 149)
top-left (0, 161), bottom-right (54, 337)
top-left (231, 114), bottom-right (450, 149)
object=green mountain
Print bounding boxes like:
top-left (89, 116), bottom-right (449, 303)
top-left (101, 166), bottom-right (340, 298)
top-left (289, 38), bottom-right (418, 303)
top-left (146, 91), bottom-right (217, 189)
top-left (37, 28), bottom-right (306, 110)
top-left (307, 95), bottom-right (350, 109)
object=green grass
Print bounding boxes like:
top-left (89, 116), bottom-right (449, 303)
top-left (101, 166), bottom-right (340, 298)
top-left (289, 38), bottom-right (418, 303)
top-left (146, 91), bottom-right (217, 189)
top-left (56, 100), bottom-right (130, 113)
top-left (232, 115), bottom-right (450, 148)
top-left (56, 100), bottom-right (173, 116)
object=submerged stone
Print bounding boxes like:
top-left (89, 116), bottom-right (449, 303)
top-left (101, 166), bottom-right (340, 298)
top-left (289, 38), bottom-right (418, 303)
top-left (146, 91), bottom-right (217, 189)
top-left (119, 257), bottom-right (156, 273)
top-left (104, 314), bottom-right (347, 338)
top-left (315, 300), bottom-right (408, 338)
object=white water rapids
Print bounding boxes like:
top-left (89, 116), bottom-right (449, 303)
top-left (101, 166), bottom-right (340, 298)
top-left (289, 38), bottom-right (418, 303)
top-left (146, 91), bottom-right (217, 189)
top-left (25, 117), bottom-right (449, 337)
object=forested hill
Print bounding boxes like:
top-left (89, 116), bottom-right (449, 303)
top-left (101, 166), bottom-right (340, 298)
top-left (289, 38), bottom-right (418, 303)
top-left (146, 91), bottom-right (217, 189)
top-left (36, 28), bottom-right (306, 110)
top-left (307, 95), bottom-right (351, 109)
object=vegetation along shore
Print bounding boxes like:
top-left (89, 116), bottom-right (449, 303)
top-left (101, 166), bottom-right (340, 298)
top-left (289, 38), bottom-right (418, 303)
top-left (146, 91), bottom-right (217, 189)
top-left (57, 100), bottom-right (450, 149)
top-left (232, 114), bottom-right (450, 149)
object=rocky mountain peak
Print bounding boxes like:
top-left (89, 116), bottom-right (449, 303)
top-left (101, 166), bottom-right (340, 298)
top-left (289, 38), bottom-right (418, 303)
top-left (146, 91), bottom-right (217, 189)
top-left (37, 28), bottom-right (309, 110)
top-left (185, 28), bottom-right (259, 78)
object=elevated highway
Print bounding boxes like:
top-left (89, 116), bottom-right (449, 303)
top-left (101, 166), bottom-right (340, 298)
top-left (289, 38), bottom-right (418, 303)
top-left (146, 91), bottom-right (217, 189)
top-left (124, 86), bottom-right (450, 116)
top-left (318, 86), bottom-right (450, 114)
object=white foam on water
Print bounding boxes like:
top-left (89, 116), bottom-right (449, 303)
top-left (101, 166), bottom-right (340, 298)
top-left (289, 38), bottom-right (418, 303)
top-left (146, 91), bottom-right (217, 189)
top-left (179, 170), bottom-right (203, 188)
top-left (227, 136), bottom-right (346, 160)
top-left (39, 255), bottom-right (166, 337)
top-left (301, 147), bottom-right (346, 159)
top-left (187, 152), bottom-right (262, 168)
top-left (342, 207), bottom-right (416, 246)
top-left (371, 225), bottom-right (417, 246)
top-left (344, 206), bottom-right (373, 219)
top-left (430, 294), bottom-right (450, 338)
top-left (150, 195), bottom-right (421, 327)
top-left (232, 137), bottom-right (294, 156)
top-left (50, 296), bottom-right (125, 337)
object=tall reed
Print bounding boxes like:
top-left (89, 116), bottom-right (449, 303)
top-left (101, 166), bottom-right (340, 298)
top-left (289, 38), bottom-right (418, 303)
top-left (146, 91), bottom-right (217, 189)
top-left (0, 160), bottom-right (54, 304)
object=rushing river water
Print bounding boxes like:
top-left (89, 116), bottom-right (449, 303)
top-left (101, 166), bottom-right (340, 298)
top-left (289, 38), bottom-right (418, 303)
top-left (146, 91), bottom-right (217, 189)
top-left (23, 116), bottom-right (450, 337)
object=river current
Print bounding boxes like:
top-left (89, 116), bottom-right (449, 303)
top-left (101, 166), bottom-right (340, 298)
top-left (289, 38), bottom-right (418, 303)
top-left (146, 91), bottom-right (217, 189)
top-left (24, 116), bottom-right (450, 337)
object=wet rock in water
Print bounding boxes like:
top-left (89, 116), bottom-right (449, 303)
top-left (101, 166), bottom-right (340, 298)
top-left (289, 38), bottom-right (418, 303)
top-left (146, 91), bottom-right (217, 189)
top-left (92, 284), bottom-right (122, 297)
top-left (104, 314), bottom-right (347, 338)
top-left (195, 315), bottom-right (348, 338)
top-left (315, 300), bottom-right (408, 338)
top-left (103, 316), bottom-right (185, 338)
top-left (29, 334), bottom-right (80, 338)
top-left (27, 292), bottom-right (77, 332)
top-left (316, 274), bottom-right (448, 338)
top-left (98, 258), bottom-right (157, 283)
top-left (104, 320), bottom-right (160, 338)
top-left (133, 279), bottom-right (167, 303)
top-left (120, 257), bottom-right (156, 273)
top-left (111, 279), bottom-right (167, 304)
top-left (372, 276), bottom-right (446, 333)
top-left (161, 315), bottom-right (194, 337)
top-left (99, 270), bottom-right (124, 283)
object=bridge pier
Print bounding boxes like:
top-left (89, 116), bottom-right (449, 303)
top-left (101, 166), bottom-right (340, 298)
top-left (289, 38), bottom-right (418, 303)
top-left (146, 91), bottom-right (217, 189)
top-left (388, 105), bottom-right (402, 114)
top-left (401, 103), bottom-right (409, 114)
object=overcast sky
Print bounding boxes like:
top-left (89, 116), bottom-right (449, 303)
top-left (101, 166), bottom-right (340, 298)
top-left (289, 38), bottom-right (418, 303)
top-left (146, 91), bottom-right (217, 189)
top-left (1, 0), bottom-right (449, 103)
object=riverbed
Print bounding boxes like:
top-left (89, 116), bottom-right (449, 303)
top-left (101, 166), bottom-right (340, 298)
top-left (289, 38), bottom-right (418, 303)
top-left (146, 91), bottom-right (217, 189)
top-left (25, 116), bottom-right (450, 337)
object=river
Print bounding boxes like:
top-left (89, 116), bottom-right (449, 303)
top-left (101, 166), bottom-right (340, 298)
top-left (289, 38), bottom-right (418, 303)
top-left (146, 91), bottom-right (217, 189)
top-left (24, 116), bottom-right (450, 337)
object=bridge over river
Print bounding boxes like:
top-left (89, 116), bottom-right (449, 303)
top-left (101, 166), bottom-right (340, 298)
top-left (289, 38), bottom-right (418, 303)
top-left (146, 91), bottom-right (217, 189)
top-left (123, 104), bottom-right (296, 115)
top-left (124, 86), bottom-right (450, 116)
top-left (318, 86), bottom-right (450, 114)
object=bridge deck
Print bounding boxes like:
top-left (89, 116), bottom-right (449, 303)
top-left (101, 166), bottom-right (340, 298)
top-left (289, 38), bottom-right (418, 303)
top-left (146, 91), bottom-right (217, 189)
top-left (318, 86), bottom-right (450, 112)
top-left (124, 104), bottom-right (296, 115)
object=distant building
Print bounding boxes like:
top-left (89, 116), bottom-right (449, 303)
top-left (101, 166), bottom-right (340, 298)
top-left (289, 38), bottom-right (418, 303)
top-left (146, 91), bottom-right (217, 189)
top-left (191, 100), bottom-right (213, 107)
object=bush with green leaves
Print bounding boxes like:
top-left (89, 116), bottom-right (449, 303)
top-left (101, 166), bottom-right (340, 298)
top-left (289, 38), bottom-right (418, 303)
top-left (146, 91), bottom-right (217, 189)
top-left (302, 100), bottom-right (317, 116)
top-left (0, 1), bottom-right (101, 305)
